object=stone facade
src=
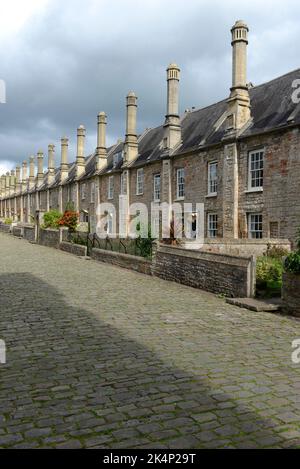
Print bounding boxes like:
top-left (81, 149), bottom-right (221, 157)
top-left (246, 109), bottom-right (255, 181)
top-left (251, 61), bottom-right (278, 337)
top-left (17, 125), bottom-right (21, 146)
top-left (0, 20), bottom-right (299, 250)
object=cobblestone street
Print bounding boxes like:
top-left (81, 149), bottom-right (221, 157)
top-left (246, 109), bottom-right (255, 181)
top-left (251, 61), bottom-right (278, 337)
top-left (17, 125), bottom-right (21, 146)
top-left (0, 232), bottom-right (300, 449)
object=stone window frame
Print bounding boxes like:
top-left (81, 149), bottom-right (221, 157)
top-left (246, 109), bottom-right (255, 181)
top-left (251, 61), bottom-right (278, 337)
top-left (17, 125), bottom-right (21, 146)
top-left (153, 173), bottom-right (161, 202)
top-left (136, 168), bottom-right (144, 196)
top-left (108, 176), bottom-right (114, 200)
top-left (208, 161), bottom-right (218, 196)
top-left (207, 212), bottom-right (218, 238)
top-left (248, 213), bottom-right (263, 239)
top-left (248, 149), bottom-right (264, 191)
top-left (176, 168), bottom-right (185, 200)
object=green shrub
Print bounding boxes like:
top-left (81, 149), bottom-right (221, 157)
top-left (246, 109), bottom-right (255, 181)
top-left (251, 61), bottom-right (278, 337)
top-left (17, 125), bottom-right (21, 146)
top-left (284, 252), bottom-right (300, 274)
top-left (4, 218), bottom-right (12, 225)
top-left (42, 210), bottom-right (62, 229)
top-left (256, 257), bottom-right (283, 284)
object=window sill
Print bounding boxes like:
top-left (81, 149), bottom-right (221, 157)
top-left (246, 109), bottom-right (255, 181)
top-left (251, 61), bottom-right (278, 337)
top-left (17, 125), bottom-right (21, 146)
top-left (136, 193), bottom-right (144, 196)
top-left (206, 193), bottom-right (217, 198)
top-left (244, 188), bottom-right (263, 194)
top-left (175, 197), bottom-right (185, 202)
top-left (153, 199), bottom-right (160, 203)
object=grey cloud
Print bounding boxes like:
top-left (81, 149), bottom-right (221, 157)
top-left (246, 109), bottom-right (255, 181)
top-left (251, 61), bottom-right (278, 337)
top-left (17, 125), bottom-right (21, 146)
top-left (0, 0), bottom-right (300, 171)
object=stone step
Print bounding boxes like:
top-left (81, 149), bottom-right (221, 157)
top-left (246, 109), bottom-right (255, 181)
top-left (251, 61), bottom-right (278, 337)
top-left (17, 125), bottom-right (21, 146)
top-left (226, 297), bottom-right (282, 312)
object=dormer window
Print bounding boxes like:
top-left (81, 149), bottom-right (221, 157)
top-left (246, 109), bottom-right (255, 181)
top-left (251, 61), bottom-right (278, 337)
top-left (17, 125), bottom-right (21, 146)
top-left (113, 151), bottom-right (123, 168)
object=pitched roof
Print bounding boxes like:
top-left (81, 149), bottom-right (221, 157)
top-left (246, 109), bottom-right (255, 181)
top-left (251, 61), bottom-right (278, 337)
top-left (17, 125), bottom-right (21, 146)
top-left (33, 67), bottom-right (300, 188)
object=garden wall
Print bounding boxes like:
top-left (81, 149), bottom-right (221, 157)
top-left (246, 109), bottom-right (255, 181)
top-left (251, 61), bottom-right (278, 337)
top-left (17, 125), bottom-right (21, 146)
top-left (59, 241), bottom-right (87, 257)
top-left (23, 226), bottom-right (36, 242)
top-left (200, 239), bottom-right (291, 258)
top-left (0, 224), bottom-right (11, 233)
top-left (91, 248), bottom-right (152, 275)
top-left (12, 226), bottom-right (23, 237)
top-left (153, 244), bottom-right (256, 298)
top-left (38, 228), bottom-right (60, 249)
top-left (282, 272), bottom-right (300, 317)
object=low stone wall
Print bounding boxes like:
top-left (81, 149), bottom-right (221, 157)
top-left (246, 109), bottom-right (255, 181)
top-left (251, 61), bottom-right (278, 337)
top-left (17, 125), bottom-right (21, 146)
top-left (153, 244), bottom-right (255, 298)
top-left (91, 248), bottom-right (152, 275)
top-left (23, 226), bottom-right (36, 242)
top-left (0, 224), bottom-right (11, 233)
top-left (12, 226), bottom-right (23, 237)
top-left (59, 241), bottom-right (87, 257)
top-left (282, 272), bottom-right (300, 317)
top-left (38, 228), bottom-right (60, 249)
top-left (200, 239), bottom-right (291, 258)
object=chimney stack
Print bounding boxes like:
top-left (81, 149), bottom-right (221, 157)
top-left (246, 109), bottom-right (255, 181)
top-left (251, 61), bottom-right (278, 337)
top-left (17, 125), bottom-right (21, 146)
top-left (0, 175), bottom-right (5, 198)
top-left (22, 161), bottom-right (28, 192)
top-left (37, 151), bottom-right (44, 187)
top-left (29, 156), bottom-right (35, 189)
top-left (16, 166), bottom-right (21, 192)
top-left (163, 63), bottom-right (181, 150)
top-left (47, 144), bottom-right (55, 185)
top-left (60, 137), bottom-right (69, 182)
top-left (96, 112), bottom-right (107, 171)
top-left (10, 170), bottom-right (16, 195)
top-left (76, 125), bottom-right (86, 178)
top-left (227, 20), bottom-right (251, 130)
top-left (5, 172), bottom-right (10, 197)
top-left (123, 92), bottom-right (138, 165)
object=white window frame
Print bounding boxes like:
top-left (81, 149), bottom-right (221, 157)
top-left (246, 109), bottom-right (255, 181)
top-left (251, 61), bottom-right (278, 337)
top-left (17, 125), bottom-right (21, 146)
top-left (248, 213), bottom-right (263, 239)
top-left (248, 149), bottom-right (264, 191)
top-left (107, 212), bottom-right (113, 235)
top-left (207, 213), bottom-right (218, 238)
top-left (108, 176), bottom-right (114, 200)
top-left (120, 171), bottom-right (127, 196)
top-left (136, 168), bottom-right (144, 195)
top-left (81, 183), bottom-right (86, 200)
top-left (90, 182), bottom-right (95, 203)
top-left (176, 168), bottom-right (185, 199)
top-left (153, 174), bottom-right (161, 202)
top-left (208, 161), bottom-right (218, 196)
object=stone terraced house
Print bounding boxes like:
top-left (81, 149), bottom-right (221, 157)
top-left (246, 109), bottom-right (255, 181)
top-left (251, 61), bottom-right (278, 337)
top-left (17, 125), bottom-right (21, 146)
top-left (1, 20), bottom-right (300, 249)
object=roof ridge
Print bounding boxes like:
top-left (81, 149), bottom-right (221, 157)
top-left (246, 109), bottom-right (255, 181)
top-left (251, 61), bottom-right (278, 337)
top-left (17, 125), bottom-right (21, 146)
top-left (250, 67), bottom-right (300, 91)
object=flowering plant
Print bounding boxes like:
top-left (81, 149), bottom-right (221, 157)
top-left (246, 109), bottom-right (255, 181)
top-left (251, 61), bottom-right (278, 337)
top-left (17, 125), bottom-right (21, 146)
top-left (58, 210), bottom-right (79, 232)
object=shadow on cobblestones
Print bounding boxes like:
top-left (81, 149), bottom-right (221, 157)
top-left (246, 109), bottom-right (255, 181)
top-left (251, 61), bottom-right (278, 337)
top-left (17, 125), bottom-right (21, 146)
top-left (0, 273), bottom-right (296, 449)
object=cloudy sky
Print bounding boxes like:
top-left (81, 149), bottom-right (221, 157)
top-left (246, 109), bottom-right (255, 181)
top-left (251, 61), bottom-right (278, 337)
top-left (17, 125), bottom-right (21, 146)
top-left (0, 0), bottom-right (300, 174)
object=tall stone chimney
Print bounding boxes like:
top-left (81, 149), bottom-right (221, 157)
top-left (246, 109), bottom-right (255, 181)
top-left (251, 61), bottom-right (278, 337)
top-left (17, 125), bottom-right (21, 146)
top-left (10, 170), bottom-right (16, 195)
top-left (22, 161), bottom-right (28, 191)
top-left (47, 144), bottom-right (55, 185)
top-left (163, 63), bottom-right (181, 150)
top-left (76, 125), bottom-right (86, 178)
top-left (227, 20), bottom-right (251, 130)
top-left (60, 137), bottom-right (69, 182)
top-left (15, 166), bottom-right (21, 193)
top-left (5, 172), bottom-right (10, 197)
top-left (96, 112), bottom-right (107, 171)
top-left (37, 151), bottom-right (44, 187)
top-left (0, 175), bottom-right (5, 198)
top-left (123, 92), bottom-right (138, 165)
top-left (29, 156), bottom-right (35, 189)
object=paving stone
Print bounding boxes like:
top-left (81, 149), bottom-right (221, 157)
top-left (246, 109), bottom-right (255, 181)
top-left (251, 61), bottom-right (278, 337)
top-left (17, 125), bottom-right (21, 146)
top-left (0, 233), bottom-right (300, 449)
